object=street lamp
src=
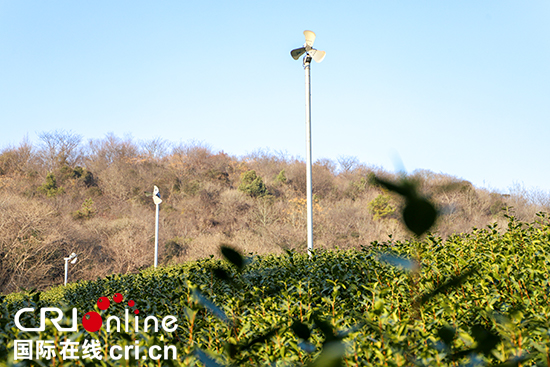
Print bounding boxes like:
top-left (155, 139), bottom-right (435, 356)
top-left (290, 30), bottom-right (326, 256)
top-left (152, 185), bottom-right (162, 267)
top-left (64, 252), bottom-right (77, 286)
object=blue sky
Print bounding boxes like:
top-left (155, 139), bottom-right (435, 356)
top-left (1, 1), bottom-right (549, 193)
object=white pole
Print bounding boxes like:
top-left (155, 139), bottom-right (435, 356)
top-left (64, 259), bottom-right (68, 286)
top-left (154, 203), bottom-right (159, 268)
top-left (304, 55), bottom-right (313, 256)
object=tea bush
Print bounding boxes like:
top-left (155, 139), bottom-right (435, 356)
top-left (1, 212), bottom-right (550, 366)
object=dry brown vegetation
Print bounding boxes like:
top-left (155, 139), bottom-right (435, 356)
top-left (0, 130), bottom-right (547, 294)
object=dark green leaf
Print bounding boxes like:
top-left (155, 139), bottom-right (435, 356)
top-left (291, 321), bottom-right (311, 340)
top-left (471, 324), bottom-right (501, 356)
top-left (32, 292), bottom-right (41, 303)
top-left (372, 177), bottom-right (410, 197)
top-left (437, 325), bottom-right (456, 346)
top-left (220, 246), bottom-right (244, 271)
top-left (403, 198), bottom-right (437, 236)
top-left (313, 314), bottom-right (337, 344)
top-left (212, 267), bottom-right (232, 282)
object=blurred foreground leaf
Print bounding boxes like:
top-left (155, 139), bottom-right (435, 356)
top-left (220, 245), bottom-right (244, 271)
top-left (308, 341), bottom-right (345, 367)
top-left (414, 267), bottom-right (478, 306)
top-left (192, 288), bottom-right (232, 325)
top-left (378, 253), bottom-right (419, 272)
top-left (193, 348), bottom-right (226, 367)
top-left (372, 176), bottom-right (437, 236)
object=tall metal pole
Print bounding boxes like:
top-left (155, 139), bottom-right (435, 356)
top-left (304, 55), bottom-right (314, 256)
top-left (154, 203), bottom-right (159, 268)
top-left (64, 259), bottom-right (68, 286)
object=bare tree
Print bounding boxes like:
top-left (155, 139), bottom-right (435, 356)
top-left (88, 133), bottom-right (139, 167)
top-left (37, 130), bottom-right (83, 170)
top-left (140, 137), bottom-right (170, 160)
top-left (337, 155), bottom-right (359, 174)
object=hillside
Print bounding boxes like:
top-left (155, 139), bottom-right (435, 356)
top-left (0, 131), bottom-right (547, 294)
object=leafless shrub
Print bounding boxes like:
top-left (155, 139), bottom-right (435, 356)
top-left (0, 193), bottom-right (99, 293)
top-left (101, 217), bottom-right (152, 274)
top-left (506, 183), bottom-right (546, 221)
top-left (312, 161), bottom-right (338, 199)
top-left (0, 137), bottom-right (36, 176)
top-left (285, 160), bottom-right (307, 195)
top-left (171, 141), bottom-right (213, 176)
